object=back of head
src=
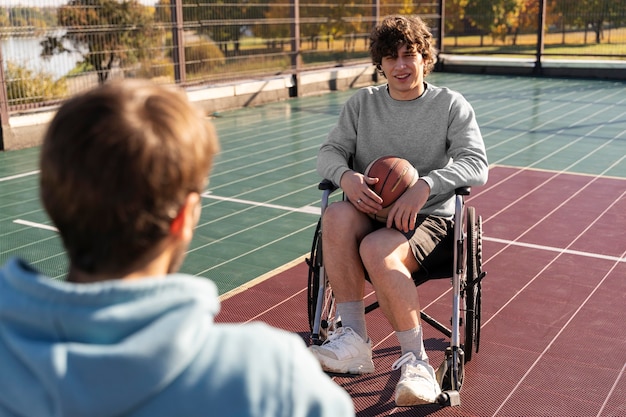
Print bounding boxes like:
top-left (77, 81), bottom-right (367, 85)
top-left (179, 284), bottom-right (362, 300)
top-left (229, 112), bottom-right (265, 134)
top-left (370, 15), bottom-right (438, 76)
top-left (40, 79), bottom-right (219, 275)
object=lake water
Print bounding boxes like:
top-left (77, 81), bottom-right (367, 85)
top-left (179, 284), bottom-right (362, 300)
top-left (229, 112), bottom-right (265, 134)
top-left (1, 36), bottom-right (84, 80)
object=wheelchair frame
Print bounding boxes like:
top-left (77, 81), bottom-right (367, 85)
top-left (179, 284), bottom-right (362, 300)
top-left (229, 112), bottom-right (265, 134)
top-left (306, 179), bottom-right (486, 405)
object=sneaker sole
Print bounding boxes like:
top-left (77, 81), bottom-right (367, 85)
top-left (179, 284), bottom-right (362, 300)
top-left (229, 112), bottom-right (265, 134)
top-left (309, 349), bottom-right (375, 375)
top-left (394, 385), bottom-right (439, 406)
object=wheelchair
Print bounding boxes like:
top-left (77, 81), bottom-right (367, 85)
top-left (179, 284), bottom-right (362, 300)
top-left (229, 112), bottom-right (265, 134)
top-left (306, 179), bottom-right (486, 405)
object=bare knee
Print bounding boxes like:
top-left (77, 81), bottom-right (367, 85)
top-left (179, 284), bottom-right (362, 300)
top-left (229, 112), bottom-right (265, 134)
top-left (360, 233), bottom-right (391, 278)
top-left (360, 230), bottom-right (416, 281)
top-left (322, 202), bottom-right (373, 242)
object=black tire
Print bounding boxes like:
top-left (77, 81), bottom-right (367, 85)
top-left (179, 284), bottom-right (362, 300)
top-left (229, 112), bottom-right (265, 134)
top-left (306, 219), bottom-right (322, 332)
top-left (306, 219), bottom-right (338, 345)
top-left (464, 207), bottom-right (483, 362)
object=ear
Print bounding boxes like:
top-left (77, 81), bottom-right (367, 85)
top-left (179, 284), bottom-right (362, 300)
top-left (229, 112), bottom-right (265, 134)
top-left (169, 192), bottom-right (201, 242)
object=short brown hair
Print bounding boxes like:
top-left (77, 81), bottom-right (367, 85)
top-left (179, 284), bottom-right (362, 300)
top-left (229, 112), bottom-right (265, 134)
top-left (40, 79), bottom-right (219, 274)
top-left (369, 15), bottom-right (438, 76)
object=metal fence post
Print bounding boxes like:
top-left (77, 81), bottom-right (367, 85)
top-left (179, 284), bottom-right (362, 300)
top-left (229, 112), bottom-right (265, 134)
top-left (372, 0), bottom-right (379, 25)
top-left (290, 0), bottom-right (301, 97)
top-left (438, 0), bottom-right (445, 53)
top-left (0, 44), bottom-right (10, 151)
top-left (171, 0), bottom-right (186, 84)
top-left (534, 0), bottom-right (546, 75)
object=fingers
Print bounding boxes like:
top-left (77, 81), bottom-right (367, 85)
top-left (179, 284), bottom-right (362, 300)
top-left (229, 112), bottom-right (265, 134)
top-left (386, 205), bottom-right (418, 232)
top-left (352, 193), bottom-right (382, 213)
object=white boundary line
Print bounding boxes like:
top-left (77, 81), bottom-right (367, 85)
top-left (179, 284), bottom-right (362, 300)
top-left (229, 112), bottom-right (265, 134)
top-left (491, 249), bottom-right (626, 417)
top-left (13, 219), bottom-right (58, 232)
top-left (0, 170), bottom-right (39, 182)
top-left (483, 236), bottom-right (625, 263)
top-left (13, 203), bottom-right (623, 265)
top-left (201, 192), bottom-right (320, 215)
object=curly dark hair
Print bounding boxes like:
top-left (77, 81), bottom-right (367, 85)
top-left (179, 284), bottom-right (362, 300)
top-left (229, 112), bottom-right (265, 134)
top-left (369, 15), bottom-right (438, 76)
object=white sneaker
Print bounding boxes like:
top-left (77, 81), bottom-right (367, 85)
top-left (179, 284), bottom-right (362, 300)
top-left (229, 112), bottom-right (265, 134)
top-left (309, 327), bottom-right (375, 374)
top-left (392, 352), bottom-right (442, 406)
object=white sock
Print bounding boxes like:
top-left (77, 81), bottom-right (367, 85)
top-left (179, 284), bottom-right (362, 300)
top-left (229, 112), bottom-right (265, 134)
top-left (336, 301), bottom-right (367, 341)
top-left (396, 326), bottom-right (428, 363)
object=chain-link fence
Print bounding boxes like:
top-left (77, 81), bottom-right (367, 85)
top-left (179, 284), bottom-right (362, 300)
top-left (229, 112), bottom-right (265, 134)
top-left (1, 0), bottom-right (625, 114)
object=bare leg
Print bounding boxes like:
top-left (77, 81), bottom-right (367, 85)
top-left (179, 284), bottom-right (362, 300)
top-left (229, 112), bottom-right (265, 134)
top-left (361, 228), bottom-right (441, 405)
top-left (359, 227), bottom-right (421, 332)
top-left (309, 201), bottom-right (377, 374)
top-left (321, 201), bottom-right (376, 303)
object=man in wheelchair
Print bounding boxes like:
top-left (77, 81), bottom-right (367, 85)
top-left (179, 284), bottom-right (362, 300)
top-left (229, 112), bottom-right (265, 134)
top-left (310, 15), bottom-right (489, 406)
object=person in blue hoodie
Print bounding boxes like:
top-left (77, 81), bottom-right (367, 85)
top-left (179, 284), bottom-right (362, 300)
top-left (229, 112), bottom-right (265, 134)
top-left (0, 79), bottom-right (354, 417)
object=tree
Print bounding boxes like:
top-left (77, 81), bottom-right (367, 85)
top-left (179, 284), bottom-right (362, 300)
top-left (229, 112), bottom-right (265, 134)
top-left (41, 0), bottom-right (163, 84)
top-left (555, 0), bottom-right (625, 44)
top-left (155, 0), bottom-right (270, 56)
top-left (445, 0), bottom-right (471, 43)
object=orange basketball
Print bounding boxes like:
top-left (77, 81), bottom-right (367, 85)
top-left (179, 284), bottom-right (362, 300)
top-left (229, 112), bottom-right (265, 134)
top-left (364, 156), bottom-right (418, 221)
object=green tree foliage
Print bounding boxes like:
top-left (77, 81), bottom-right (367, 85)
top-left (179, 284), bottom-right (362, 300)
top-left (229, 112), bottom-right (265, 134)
top-left (555, 0), bottom-right (626, 44)
top-left (155, 0), bottom-right (269, 55)
top-left (5, 61), bottom-right (67, 105)
top-left (0, 6), bottom-right (57, 35)
top-left (40, 0), bottom-right (164, 84)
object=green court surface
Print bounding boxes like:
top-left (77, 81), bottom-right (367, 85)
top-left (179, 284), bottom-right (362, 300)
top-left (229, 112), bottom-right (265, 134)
top-left (1, 73), bottom-right (625, 295)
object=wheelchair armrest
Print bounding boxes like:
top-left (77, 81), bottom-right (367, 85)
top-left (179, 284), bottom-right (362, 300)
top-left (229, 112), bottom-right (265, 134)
top-left (318, 179), bottom-right (339, 193)
top-left (455, 186), bottom-right (471, 196)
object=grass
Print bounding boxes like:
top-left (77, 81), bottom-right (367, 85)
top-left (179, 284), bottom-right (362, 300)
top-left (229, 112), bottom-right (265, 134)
top-left (443, 27), bottom-right (626, 59)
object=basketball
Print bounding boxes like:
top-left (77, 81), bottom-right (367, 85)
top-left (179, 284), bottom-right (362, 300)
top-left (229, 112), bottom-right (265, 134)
top-left (364, 156), bottom-right (418, 221)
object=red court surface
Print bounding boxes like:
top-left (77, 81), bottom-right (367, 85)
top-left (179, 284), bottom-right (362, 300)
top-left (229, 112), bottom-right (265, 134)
top-left (216, 165), bottom-right (626, 417)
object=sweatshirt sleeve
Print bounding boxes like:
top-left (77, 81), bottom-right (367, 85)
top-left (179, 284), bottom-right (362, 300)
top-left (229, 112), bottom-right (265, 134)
top-left (316, 95), bottom-right (359, 186)
top-left (424, 93), bottom-right (489, 195)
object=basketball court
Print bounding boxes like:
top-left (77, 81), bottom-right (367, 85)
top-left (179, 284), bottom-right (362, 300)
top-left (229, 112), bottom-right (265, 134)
top-left (1, 73), bottom-right (625, 416)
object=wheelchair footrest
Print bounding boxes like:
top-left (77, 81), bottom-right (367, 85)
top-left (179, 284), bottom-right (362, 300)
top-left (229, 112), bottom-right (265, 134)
top-left (437, 390), bottom-right (461, 407)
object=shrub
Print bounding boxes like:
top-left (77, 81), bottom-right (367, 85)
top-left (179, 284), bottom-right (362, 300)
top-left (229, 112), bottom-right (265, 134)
top-left (184, 40), bottom-right (226, 75)
top-left (6, 62), bottom-right (68, 105)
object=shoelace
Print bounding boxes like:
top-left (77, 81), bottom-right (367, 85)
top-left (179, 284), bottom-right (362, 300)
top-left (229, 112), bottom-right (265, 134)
top-left (321, 326), bottom-right (350, 346)
top-left (391, 351), bottom-right (417, 370)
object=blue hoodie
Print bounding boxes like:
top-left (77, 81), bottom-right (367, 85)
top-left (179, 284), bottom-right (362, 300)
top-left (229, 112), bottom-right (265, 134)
top-left (0, 258), bottom-right (354, 417)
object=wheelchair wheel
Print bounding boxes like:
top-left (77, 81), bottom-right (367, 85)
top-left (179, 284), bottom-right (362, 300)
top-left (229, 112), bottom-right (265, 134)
top-left (306, 219), bottom-right (322, 329)
top-left (463, 206), bottom-right (484, 362)
top-left (306, 219), bottom-right (338, 345)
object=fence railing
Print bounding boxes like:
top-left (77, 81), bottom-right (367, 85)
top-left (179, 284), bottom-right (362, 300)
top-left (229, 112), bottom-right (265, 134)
top-left (1, 0), bottom-right (625, 114)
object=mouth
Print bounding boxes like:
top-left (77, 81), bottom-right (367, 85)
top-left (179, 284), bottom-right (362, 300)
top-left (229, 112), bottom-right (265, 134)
top-left (394, 73), bottom-right (411, 80)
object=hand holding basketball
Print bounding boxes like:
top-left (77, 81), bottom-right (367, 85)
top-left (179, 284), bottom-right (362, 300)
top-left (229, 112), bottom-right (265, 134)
top-left (364, 156), bottom-right (418, 222)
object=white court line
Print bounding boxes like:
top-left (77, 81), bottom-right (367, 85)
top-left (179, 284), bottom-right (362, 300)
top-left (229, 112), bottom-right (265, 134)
top-left (201, 191), bottom-right (320, 215)
top-left (14, 198), bottom-right (623, 265)
top-left (491, 250), bottom-right (625, 417)
top-left (483, 236), bottom-right (625, 263)
top-left (0, 170), bottom-right (39, 182)
top-left (597, 361), bottom-right (626, 417)
top-left (13, 219), bottom-right (58, 232)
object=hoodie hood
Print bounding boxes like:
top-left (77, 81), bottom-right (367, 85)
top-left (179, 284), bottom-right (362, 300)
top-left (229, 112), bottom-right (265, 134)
top-left (0, 258), bottom-right (220, 417)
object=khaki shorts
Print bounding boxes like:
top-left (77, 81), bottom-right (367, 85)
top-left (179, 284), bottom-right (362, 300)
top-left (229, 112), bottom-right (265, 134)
top-left (372, 215), bottom-right (454, 281)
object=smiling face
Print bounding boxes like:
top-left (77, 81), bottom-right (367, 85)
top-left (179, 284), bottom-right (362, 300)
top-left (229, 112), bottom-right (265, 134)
top-left (380, 44), bottom-right (425, 101)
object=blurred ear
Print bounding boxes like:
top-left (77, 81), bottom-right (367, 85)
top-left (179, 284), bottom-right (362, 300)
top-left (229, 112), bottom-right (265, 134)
top-left (169, 192), bottom-right (201, 242)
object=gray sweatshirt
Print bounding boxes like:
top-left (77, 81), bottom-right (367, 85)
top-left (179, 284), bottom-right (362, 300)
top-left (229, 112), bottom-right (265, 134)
top-left (317, 82), bottom-right (489, 217)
